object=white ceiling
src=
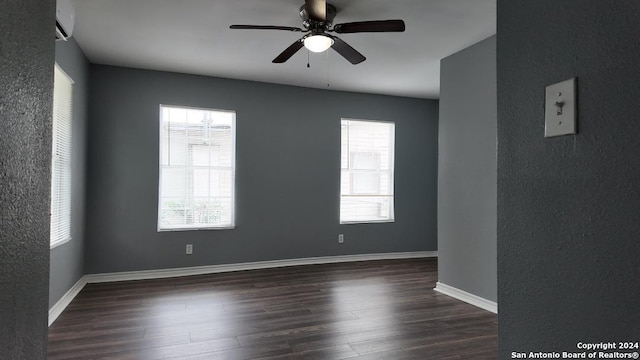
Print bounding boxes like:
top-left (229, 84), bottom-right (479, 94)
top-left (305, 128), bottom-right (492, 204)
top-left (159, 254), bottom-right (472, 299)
top-left (69, 0), bottom-right (496, 99)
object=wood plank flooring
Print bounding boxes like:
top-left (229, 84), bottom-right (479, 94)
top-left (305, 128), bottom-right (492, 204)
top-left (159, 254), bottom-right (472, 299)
top-left (48, 258), bottom-right (497, 359)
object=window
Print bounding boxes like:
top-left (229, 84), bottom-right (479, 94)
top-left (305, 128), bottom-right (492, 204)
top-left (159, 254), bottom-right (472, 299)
top-left (50, 64), bottom-right (73, 248)
top-left (158, 105), bottom-right (235, 230)
top-left (340, 119), bottom-right (395, 224)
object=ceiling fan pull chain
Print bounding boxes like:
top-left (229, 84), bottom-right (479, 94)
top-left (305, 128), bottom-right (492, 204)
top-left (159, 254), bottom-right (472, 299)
top-left (326, 49), bottom-right (331, 88)
top-left (307, 49), bottom-right (311, 68)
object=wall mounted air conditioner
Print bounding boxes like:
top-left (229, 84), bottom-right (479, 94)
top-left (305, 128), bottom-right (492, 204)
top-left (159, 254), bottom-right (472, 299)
top-left (55, 0), bottom-right (75, 41)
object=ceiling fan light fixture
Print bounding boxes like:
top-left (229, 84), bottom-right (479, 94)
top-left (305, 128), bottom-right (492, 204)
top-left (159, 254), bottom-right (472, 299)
top-left (304, 35), bottom-right (334, 53)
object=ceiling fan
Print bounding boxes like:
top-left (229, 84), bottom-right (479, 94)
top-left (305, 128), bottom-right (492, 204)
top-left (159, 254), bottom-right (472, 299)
top-left (229, 0), bottom-right (406, 65)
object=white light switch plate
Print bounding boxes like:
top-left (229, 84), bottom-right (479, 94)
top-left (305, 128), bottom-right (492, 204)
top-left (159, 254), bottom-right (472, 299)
top-left (545, 78), bottom-right (577, 138)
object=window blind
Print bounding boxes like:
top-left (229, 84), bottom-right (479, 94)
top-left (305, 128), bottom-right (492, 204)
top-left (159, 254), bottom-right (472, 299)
top-left (340, 119), bottom-right (395, 223)
top-left (50, 64), bottom-right (73, 248)
top-left (158, 105), bottom-right (236, 230)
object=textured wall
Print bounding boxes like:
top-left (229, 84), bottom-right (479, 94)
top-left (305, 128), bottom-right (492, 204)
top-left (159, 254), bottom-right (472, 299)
top-left (85, 65), bottom-right (438, 274)
top-left (0, 0), bottom-right (55, 358)
top-left (498, 0), bottom-right (640, 356)
top-left (438, 36), bottom-right (496, 302)
top-left (49, 38), bottom-right (89, 308)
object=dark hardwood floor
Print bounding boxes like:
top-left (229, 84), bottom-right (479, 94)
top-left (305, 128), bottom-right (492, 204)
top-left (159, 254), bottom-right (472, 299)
top-left (48, 258), bottom-right (497, 359)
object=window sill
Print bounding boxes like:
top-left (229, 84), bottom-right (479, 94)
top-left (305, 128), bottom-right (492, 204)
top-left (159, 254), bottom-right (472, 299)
top-left (340, 220), bottom-right (395, 225)
top-left (50, 237), bottom-right (71, 250)
top-left (158, 226), bottom-right (235, 232)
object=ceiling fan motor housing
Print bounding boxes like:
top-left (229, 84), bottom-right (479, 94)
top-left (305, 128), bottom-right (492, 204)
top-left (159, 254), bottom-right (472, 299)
top-left (299, 3), bottom-right (337, 31)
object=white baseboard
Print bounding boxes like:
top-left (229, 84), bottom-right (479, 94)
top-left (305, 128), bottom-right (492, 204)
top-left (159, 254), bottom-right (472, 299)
top-left (434, 281), bottom-right (497, 314)
top-left (48, 277), bottom-right (87, 326)
top-left (49, 251), bottom-right (436, 326)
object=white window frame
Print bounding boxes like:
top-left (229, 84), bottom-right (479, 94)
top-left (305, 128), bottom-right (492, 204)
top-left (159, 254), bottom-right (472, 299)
top-left (340, 118), bottom-right (395, 224)
top-left (157, 104), bottom-right (236, 231)
top-left (50, 64), bottom-right (74, 248)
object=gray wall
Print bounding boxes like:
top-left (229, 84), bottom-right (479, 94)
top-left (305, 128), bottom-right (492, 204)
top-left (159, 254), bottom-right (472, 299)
top-left (49, 38), bottom-right (89, 308)
top-left (0, 0), bottom-right (55, 358)
top-left (85, 65), bottom-right (438, 274)
top-left (498, 0), bottom-right (640, 356)
top-left (438, 36), bottom-right (497, 302)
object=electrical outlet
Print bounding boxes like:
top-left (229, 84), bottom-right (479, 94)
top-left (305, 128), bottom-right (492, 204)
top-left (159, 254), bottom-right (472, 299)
top-left (186, 244), bottom-right (193, 255)
top-left (338, 234), bottom-right (344, 244)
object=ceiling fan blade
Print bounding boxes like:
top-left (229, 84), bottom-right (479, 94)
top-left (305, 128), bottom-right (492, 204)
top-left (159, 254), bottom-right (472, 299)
top-left (272, 39), bottom-right (305, 63)
top-left (230, 25), bottom-right (304, 32)
top-left (305, 0), bottom-right (326, 22)
top-left (329, 36), bottom-right (366, 65)
top-left (333, 20), bottom-right (406, 34)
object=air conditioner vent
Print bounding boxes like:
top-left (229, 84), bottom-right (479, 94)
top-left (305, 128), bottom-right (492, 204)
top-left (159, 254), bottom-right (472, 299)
top-left (55, 21), bottom-right (69, 41)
